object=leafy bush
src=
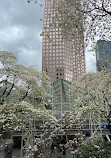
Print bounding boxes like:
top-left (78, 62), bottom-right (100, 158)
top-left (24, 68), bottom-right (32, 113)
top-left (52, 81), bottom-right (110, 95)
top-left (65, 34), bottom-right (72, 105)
top-left (71, 138), bottom-right (111, 158)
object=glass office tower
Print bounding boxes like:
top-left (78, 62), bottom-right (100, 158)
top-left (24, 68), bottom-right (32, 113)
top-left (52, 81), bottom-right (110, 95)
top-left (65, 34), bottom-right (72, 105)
top-left (96, 40), bottom-right (111, 71)
top-left (42, 0), bottom-right (86, 83)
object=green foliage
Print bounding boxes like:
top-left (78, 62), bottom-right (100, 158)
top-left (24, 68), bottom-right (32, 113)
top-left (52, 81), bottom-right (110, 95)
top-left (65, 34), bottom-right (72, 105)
top-left (72, 138), bottom-right (111, 158)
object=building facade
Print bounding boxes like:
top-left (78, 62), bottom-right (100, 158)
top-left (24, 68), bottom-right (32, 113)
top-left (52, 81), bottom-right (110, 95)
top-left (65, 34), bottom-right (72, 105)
top-left (96, 40), bottom-right (111, 71)
top-left (42, 0), bottom-right (86, 83)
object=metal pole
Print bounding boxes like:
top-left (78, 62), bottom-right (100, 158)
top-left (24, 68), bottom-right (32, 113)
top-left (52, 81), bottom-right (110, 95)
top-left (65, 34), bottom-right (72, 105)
top-left (52, 83), bottom-right (54, 116)
top-left (61, 79), bottom-right (63, 118)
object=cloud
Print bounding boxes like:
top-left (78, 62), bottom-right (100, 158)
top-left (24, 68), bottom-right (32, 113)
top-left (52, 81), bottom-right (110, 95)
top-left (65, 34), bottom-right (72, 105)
top-left (85, 49), bottom-right (96, 73)
top-left (0, 26), bottom-right (26, 43)
top-left (18, 48), bottom-right (42, 69)
top-left (0, 0), bottom-right (44, 69)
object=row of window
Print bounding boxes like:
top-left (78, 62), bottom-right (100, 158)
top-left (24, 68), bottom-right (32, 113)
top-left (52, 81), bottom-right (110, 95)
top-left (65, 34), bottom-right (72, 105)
top-left (43, 56), bottom-right (63, 60)
top-left (43, 53), bottom-right (85, 58)
top-left (43, 61), bottom-right (73, 65)
top-left (43, 45), bottom-right (72, 52)
top-left (43, 52), bottom-right (64, 56)
top-left (43, 68), bottom-right (82, 76)
top-left (42, 43), bottom-right (64, 46)
top-left (42, 55), bottom-right (81, 63)
top-left (43, 28), bottom-right (61, 32)
top-left (43, 48), bottom-right (72, 52)
top-left (43, 63), bottom-right (73, 68)
top-left (43, 55), bottom-right (73, 60)
top-left (43, 45), bottom-right (64, 48)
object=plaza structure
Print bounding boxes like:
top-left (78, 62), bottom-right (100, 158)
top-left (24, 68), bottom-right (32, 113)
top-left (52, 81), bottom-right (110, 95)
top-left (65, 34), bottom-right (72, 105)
top-left (45, 78), bottom-right (72, 119)
top-left (96, 40), bottom-right (111, 71)
top-left (42, 0), bottom-right (86, 83)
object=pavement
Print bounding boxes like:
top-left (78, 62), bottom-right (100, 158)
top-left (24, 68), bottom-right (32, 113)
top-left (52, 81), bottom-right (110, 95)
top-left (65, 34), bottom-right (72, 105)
top-left (43, 148), bottom-right (72, 158)
top-left (12, 148), bottom-right (72, 158)
top-left (12, 149), bottom-right (21, 158)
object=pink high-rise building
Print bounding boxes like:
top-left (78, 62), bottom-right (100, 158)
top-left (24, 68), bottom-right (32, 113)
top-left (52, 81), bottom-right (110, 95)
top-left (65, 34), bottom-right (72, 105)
top-left (42, 0), bottom-right (86, 83)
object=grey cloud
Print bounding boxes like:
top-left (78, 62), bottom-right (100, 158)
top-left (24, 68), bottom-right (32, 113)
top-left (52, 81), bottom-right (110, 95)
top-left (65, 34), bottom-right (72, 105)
top-left (18, 48), bottom-right (42, 69)
top-left (0, 0), bottom-right (44, 69)
top-left (85, 52), bottom-right (96, 73)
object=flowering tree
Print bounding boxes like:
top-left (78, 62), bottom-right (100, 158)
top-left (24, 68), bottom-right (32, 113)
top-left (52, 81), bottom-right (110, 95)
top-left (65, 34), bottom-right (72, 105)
top-left (81, 0), bottom-right (111, 46)
top-left (0, 101), bottom-right (56, 134)
top-left (52, 0), bottom-right (111, 47)
top-left (70, 69), bottom-right (111, 132)
top-left (0, 51), bottom-right (51, 142)
top-left (26, 112), bottom-right (86, 158)
top-left (28, 0), bottom-right (111, 48)
top-left (26, 111), bottom-right (111, 158)
top-left (0, 51), bottom-right (50, 105)
top-left (71, 138), bottom-right (111, 158)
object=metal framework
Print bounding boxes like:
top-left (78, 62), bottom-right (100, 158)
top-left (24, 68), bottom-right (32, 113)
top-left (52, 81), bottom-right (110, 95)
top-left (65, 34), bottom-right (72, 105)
top-left (49, 78), bottom-right (111, 138)
top-left (89, 107), bottom-right (111, 138)
top-left (21, 116), bottom-right (35, 158)
top-left (50, 78), bottom-right (72, 119)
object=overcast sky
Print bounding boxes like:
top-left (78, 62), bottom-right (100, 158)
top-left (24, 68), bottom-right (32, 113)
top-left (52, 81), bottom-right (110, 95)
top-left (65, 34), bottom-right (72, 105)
top-left (0, 0), bottom-right (96, 72)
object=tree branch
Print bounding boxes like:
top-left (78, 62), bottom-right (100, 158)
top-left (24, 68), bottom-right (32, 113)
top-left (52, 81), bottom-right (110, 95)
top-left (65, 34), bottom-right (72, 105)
top-left (0, 79), bottom-right (8, 97)
top-left (102, 1), bottom-right (111, 16)
top-left (6, 82), bottom-right (15, 97)
top-left (19, 86), bottom-right (30, 102)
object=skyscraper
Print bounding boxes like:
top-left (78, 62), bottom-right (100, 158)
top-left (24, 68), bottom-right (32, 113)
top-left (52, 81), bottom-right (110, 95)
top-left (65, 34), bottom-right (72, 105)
top-left (96, 40), bottom-right (111, 71)
top-left (42, 0), bottom-right (86, 83)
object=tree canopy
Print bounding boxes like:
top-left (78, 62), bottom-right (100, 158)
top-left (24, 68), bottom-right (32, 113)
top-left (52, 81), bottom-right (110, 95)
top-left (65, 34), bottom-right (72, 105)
top-left (70, 69), bottom-right (111, 131)
top-left (52, 0), bottom-right (111, 47)
top-left (0, 101), bottom-right (56, 132)
top-left (0, 51), bottom-right (52, 133)
top-left (28, 0), bottom-right (111, 48)
top-left (0, 51), bottom-right (50, 105)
